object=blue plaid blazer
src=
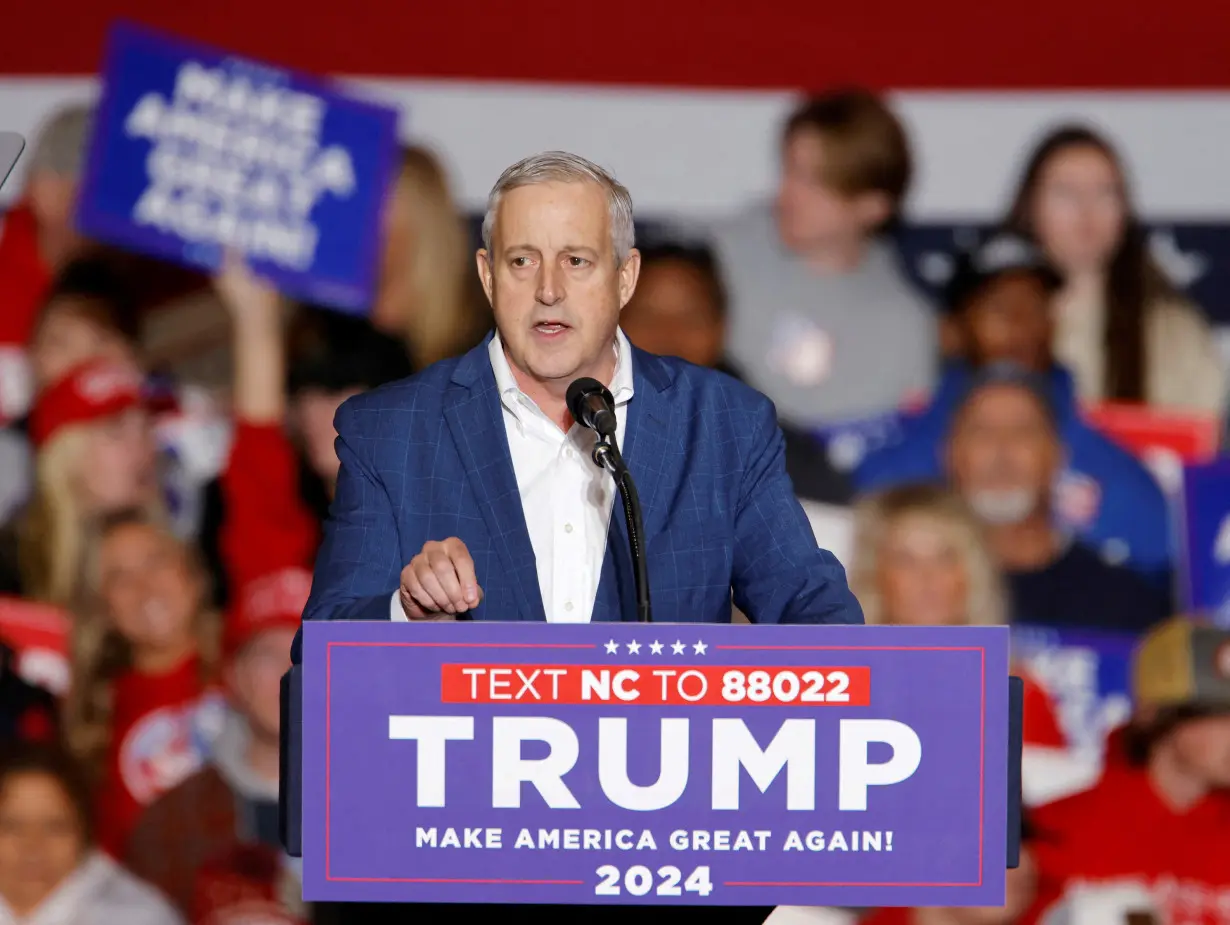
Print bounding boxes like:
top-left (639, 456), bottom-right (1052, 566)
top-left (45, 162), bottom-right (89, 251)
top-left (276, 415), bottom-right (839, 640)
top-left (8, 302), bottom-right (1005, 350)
top-left (298, 336), bottom-right (863, 645)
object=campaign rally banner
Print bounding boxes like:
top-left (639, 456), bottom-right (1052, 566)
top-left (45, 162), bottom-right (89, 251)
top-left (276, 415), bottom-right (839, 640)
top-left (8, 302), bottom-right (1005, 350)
top-left (1180, 458), bottom-right (1230, 626)
top-left (1010, 623), bottom-right (1136, 756)
top-left (77, 22), bottom-right (400, 312)
top-left (301, 621), bottom-right (1009, 908)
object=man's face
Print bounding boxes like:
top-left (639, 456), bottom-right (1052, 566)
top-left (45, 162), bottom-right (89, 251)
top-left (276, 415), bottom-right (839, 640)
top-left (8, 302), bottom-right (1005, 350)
top-left (775, 129), bottom-right (888, 252)
top-left (226, 626), bottom-right (297, 741)
top-left (964, 273), bottom-right (1053, 371)
top-left (1168, 713), bottom-right (1230, 789)
top-left (620, 260), bottom-right (724, 368)
top-left (477, 180), bottom-right (639, 388)
top-left (947, 385), bottom-right (1060, 525)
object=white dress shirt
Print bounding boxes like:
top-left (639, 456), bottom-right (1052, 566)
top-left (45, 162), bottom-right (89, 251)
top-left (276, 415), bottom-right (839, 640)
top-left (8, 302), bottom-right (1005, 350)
top-left (392, 330), bottom-right (634, 622)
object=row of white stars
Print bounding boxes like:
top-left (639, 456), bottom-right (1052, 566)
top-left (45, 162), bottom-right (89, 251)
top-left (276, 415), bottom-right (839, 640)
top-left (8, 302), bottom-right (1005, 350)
top-left (604, 639), bottom-right (707, 655)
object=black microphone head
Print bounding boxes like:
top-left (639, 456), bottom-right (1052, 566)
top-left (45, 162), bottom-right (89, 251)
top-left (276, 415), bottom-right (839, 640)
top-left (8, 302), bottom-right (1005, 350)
top-left (566, 377), bottom-right (602, 422)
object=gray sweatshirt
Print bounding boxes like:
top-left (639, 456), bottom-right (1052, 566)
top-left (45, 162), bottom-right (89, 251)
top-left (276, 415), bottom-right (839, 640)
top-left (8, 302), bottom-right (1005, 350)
top-left (713, 204), bottom-right (937, 429)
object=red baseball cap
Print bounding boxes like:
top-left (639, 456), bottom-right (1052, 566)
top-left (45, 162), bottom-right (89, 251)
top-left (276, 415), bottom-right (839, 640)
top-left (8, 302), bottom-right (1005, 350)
top-left (225, 567), bottom-right (311, 657)
top-left (29, 358), bottom-right (145, 448)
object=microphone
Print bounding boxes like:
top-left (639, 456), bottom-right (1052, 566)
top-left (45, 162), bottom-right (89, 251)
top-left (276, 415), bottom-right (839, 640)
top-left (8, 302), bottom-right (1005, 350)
top-left (566, 377), bottom-right (617, 438)
top-left (565, 376), bottom-right (653, 623)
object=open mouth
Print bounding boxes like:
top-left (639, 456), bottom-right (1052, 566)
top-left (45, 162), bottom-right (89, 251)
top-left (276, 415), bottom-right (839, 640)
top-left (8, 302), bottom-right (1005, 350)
top-left (533, 321), bottom-right (570, 335)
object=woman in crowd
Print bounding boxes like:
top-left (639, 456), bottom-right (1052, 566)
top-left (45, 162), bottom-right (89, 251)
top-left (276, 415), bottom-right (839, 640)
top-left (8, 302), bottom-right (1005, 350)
top-left (1002, 126), bottom-right (1224, 414)
top-left (0, 256), bottom-right (143, 527)
top-left (66, 511), bottom-right (223, 860)
top-left (370, 144), bottom-right (491, 370)
top-left (0, 359), bottom-right (160, 605)
top-left (0, 743), bottom-right (182, 924)
top-left (849, 484), bottom-right (1099, 806)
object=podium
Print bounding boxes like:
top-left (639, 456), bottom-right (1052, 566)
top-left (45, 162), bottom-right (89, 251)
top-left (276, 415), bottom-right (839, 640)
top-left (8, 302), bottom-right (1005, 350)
top-left (280, 621), bottom-right (1022, 909)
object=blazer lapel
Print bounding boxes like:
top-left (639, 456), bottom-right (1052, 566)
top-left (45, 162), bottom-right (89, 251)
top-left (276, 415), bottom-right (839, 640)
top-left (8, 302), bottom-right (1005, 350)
top-left (443, 341), bottom-right (546, 622)
top-left (593, 348), bottom-right (677, 622)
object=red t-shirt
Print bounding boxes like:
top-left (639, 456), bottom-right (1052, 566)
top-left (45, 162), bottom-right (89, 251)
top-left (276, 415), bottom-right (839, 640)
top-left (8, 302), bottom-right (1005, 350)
top-left (1024, 737), bottom-right (1230, 925)
top-left (94, 655), bottom-right (226, 858)
top-left (1020, 671), bottom-right (1065, 749)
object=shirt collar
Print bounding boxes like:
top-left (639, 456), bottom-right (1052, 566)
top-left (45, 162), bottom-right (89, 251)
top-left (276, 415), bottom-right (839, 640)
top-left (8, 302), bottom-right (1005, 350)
top-left (489, 328), bottom-right (636, 412)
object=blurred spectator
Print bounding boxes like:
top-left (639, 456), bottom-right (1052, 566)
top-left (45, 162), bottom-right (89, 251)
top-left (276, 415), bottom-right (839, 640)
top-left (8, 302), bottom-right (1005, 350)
top-left (370, 145), bottom-right (492, 369)
top-left (125, 568), bottom-right (306, 923)
top-left (198, 259), bottom-right (412, 607)
top-left (0, 359), bottom-right (159, 605)
top-left (621, 242), bottom-right (852, 505)
top-left (849, 484), bottom-right (1100, 805)
top-left (1002, 126), bottom-right (1225, 415)
top-left (67, 512), bottom-right (223, 859)
top-left (0, 643), bottom-right (58, 747)
top-left (0, 104), bottom-right (93, 352)
top-left (1025, 618), bottom-right (1230, 924)
top-left (946, 364), bottom-right (1169, 632)
top-left (856, 234), bottom-right (1171, 585)
top-left (855, 822), bottom-right (1038, 925)
top-left (0, 743), bottom-right (182, 924)
top-left (0, 256), bottom-right (143, 526)
top-left (714, 89), bottom-right (935, 435)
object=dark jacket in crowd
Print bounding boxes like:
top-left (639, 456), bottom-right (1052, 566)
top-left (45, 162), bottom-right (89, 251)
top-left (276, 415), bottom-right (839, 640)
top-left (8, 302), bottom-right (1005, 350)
top-left (855, 362), bottom-right (1172, 587)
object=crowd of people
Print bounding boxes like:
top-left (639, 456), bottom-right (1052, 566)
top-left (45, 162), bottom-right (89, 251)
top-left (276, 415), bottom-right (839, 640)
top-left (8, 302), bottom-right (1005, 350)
top-left (0, 82), bottom-right (1225, 925)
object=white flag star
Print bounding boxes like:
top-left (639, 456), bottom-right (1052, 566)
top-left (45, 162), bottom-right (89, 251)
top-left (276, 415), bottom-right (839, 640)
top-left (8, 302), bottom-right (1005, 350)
top-left (649, 640), bottom-right (664, 655)
top-left (627, 640), bottom-right (642, 654)
top-left (671, 640), bottom-right (686, 655)
top-left (604, 640), bottom-right (619, 654)
top-left (692, 640), bottom-right (708, 655)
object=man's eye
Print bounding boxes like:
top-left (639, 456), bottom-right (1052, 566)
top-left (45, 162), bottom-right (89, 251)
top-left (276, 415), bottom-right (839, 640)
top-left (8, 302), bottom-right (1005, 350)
top-left (568, 256), bottom-right (589, 268)
top-left (511, 257), bottom-right (531, 268)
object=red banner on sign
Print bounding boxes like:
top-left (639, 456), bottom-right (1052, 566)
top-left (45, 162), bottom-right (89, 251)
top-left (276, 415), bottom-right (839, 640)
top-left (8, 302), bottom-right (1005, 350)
top-left (441, 664), bottom-right (871, 707)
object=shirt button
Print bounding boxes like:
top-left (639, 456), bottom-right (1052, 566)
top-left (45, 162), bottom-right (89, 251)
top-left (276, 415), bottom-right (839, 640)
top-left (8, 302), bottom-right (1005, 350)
top-left (564, 523), bottom-right (574, 534)
top-left (564, 601), bottom-right (574, 612)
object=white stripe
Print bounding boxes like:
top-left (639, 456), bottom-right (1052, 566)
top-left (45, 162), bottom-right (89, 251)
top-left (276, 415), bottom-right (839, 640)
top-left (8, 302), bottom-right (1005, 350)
top-left (2, 78), bottom-right (1229, 218)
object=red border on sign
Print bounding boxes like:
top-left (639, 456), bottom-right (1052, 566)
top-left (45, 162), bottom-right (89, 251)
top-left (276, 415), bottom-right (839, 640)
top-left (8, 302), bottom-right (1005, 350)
top-left (323, 641), bottom-right (988, 890)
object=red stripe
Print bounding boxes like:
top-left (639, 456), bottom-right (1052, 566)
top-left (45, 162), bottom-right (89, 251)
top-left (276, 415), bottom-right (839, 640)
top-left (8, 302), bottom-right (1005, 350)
top-left (5, 0), bottom-right (1230, 88)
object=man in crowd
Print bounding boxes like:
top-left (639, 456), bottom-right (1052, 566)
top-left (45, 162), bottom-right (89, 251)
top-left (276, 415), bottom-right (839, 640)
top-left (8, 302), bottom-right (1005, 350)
top-left (125, 568), bottom-right (308, 924)
top-left (713, 88), bottom-right (935, 458)
top-left (1025, 618), bottom-right (1230, 924)
top-left (945, 363), bottom-right (1168, 632)
top-left (620, 241), bottom-right (852, 506)
top-left (857, 233), bottom-right (1171, 587)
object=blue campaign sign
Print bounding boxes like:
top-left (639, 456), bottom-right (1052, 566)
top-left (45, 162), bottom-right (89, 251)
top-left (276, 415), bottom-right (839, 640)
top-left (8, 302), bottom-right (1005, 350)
top-left (1180, 458), bottom-right (1230, 627)
top-left (76, 22), bottom-right (400, 313)
top-left (300, 620), bottom-right (1010, 908)
top-left (1010, 623), bottom-right (1136, 755)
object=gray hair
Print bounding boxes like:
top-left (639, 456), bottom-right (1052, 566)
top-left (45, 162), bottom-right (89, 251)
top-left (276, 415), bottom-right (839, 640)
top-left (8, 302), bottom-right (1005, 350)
top-left (481, 151), bottom-right (635, 264)
top-left (31, 102), bottom-right (94, 177)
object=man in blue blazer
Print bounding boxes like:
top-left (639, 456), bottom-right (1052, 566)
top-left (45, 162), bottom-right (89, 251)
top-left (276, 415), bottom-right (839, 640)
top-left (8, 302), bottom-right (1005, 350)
top-left (301, 151), bottom-right (862, 640)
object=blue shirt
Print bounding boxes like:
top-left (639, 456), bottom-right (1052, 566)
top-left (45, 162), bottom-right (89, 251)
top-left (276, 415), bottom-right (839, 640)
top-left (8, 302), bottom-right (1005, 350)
top-left (855, 363), bottom-right (1173, 588)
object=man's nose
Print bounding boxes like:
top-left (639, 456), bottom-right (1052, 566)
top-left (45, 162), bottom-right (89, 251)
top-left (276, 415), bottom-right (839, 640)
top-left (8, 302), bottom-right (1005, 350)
top-left (536, 261), bottom-right (564, 306)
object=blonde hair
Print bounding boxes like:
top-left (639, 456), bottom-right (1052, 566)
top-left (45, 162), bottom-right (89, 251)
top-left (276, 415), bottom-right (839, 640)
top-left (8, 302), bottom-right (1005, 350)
top-left (850, 483), bottom-right (1007, 627)
top-left (19, 423), bottom-right (164, 608)
top-left (20, 428), bottom-right (93, 607)
top-left (64, 512), bottom-right (219, 779)
top-left (388, 145), bottom-right (490, 369)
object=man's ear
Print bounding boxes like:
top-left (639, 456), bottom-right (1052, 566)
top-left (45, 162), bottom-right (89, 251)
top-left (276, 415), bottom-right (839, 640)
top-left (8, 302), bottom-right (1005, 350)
top-left (476, 250), bottom-right (494, 305)
top-left (853, 191), bottom-right (893, 232)
top-left (618, 248), bottom-right (641, 310)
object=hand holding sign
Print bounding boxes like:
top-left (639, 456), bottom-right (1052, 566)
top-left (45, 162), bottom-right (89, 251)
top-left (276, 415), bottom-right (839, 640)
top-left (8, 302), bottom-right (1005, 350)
top-left (400, 537), bottom-right (484, 618)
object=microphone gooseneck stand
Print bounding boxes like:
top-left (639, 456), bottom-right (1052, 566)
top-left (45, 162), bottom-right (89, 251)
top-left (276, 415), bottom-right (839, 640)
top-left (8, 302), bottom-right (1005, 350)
top-left (592, 436), bottom-right (653, 623)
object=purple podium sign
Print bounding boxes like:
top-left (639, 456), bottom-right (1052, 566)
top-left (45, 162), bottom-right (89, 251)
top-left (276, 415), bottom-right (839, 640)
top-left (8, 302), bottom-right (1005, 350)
top-left (300, 621), bottom-right (1009, 908)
